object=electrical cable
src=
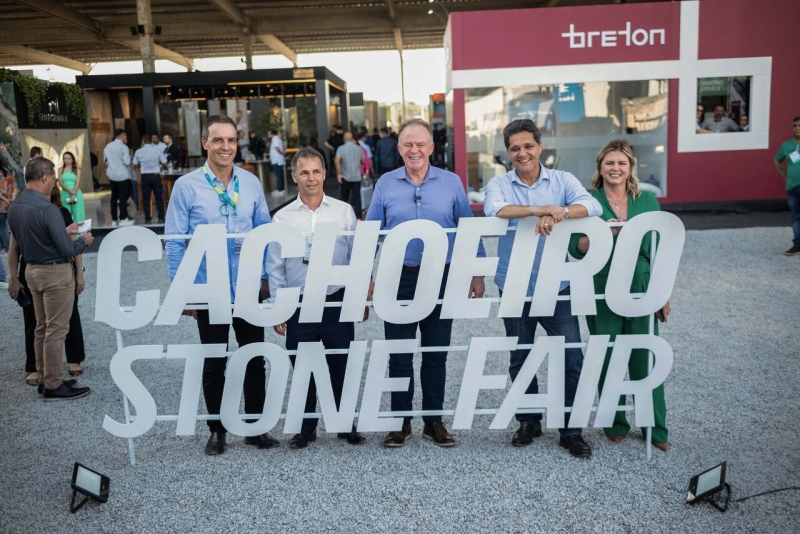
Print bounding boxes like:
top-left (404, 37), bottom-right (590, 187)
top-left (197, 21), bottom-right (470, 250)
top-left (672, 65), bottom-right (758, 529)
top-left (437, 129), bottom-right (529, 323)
top-left (733, 486), bottom-right (800, 503)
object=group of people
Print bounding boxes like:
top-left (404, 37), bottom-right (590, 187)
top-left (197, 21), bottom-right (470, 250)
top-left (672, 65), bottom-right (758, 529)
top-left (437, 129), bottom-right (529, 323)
top-left (696, 104), bottom-right (749, 133)
top-left (163, 114), bottom-right (671, 458)
top-left (4, 157), bottom-right (94, 401)
top-left (102, 130), bottom-right (182, 226)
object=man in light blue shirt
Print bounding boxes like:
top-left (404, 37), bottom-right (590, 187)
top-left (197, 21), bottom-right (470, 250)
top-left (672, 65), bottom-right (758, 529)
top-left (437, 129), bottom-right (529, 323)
top-left (366, 118), bottom-right (486, 449)
top-left (484, 118), bottom-right (602, 459)
top-left (133, 135), bottom-right (167, 224)
top-left (165, 115), bottom-right (275, 456)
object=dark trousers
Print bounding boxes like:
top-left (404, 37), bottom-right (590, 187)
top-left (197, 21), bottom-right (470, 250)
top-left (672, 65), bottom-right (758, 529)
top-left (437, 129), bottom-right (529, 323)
top-left (286, 288), bottom-right (354, 433)
top-left (384, 266), bottom-right (452, 424)
top-left (340, 180), bottom-right (362, 218)
top-left (140, 173), bottom-right (164, 221)
top-left (109, 180), bottom-right (130, 221)
top-left (500, 287), bottom-right (584, 437)
top-left (196, 310), bottom-right (266, 434)
top-left (24, 293), bottom-right (85, 372)
top-left (272, 164), bottom-right (285, 191)
top-left (787, 185), bottom-right (800, 247)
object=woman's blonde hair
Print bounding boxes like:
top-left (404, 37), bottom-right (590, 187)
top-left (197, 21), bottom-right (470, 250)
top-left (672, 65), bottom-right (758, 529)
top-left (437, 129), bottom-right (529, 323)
top-left (590, 139), bottom-right (640, 200)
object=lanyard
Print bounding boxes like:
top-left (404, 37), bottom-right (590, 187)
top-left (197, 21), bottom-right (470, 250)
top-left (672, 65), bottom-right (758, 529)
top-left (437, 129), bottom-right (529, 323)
top-left (203, 166), bottom-right (238, 215)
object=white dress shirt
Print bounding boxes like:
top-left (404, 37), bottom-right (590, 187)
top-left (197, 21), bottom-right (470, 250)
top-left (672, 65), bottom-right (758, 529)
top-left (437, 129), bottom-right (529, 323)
top-left (103, 139), bottom-right (131, 182)
top-left (267, 194), bottom-right (357, 298)
top-left (269, 136), bottom-right (286, 166)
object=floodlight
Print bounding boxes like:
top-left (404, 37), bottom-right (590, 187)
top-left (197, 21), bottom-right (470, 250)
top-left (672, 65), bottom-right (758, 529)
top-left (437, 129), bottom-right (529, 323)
top-left (70, 463), bottom-right (110, 513)
top-left (687, 461), bottom-right (730, 512)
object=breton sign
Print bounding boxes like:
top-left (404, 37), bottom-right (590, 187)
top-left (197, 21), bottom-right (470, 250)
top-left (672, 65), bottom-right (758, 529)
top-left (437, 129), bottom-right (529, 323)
top-left (96, 214), bottom-right (684, 447)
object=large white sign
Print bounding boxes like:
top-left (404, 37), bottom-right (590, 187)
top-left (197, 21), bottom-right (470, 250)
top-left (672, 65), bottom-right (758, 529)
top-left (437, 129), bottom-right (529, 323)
top-left (97, 214), bottom-right (685, 442)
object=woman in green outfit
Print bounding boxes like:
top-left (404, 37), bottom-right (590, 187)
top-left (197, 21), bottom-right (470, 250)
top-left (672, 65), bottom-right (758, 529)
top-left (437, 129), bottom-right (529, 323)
top-left (569, 139), bottom-right (671, 451)
top-left (59, 151), bottom-right (85, 222)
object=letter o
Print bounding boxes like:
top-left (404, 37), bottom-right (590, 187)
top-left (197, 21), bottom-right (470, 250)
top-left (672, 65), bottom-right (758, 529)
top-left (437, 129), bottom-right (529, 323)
top-left (632, 29), bottom-right (649, 46)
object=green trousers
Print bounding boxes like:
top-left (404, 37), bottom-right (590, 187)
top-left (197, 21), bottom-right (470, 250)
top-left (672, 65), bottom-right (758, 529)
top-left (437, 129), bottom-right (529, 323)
top-left (586, 287), bottom-right (668, 444)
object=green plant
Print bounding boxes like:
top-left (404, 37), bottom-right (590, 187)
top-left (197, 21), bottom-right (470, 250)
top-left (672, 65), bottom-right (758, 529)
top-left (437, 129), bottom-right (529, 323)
top-left (57, 82), bottom-right (87, 123)
top-left (0, 68), bottom-right (46, 125)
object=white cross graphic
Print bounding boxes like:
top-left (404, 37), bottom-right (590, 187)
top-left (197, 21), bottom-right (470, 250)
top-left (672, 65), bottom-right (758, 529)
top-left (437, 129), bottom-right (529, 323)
top-left (449, 1), bottom-right (772, 153)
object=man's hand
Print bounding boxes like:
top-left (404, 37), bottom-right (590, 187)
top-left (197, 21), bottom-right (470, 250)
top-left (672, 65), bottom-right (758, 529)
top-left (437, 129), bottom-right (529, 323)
top-left (182, 309), bottom-right (197, 319)
top-left (337, 174), bottom-right (344, 184)
top-left (75, 271), bottom-right (85, 295)
top-left (259, 279), bottom-right (270, 303)
top-left (7, 278), bottom-right (22, 300)
top-left (535, 215), bottom-right (556, 236)
top-left (469, 276), bottom-right (485, 298)
top-left (274, 323), bottom-right (287, 336)
top-left (536, 204), bottom-right (566, 222)
top-left (67, 222), bottom-right (79, 235)
top-left (80, 232), bottom-right (94, 246)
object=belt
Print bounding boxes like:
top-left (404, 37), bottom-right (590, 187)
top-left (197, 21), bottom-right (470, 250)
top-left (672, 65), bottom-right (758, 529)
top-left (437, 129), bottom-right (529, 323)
top-left (298, 287), bottom-right (346, 302)
top-left (28, 260), bottom-right (68, 266)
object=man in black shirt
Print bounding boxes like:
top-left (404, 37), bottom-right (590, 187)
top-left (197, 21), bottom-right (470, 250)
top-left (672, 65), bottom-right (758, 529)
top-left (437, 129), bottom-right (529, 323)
top-left (7, 158), bottom-right (93, 401)
top-left (163, 134), bottom-right (183, 169)
top-left (324, 125), bottom-right (345, 178)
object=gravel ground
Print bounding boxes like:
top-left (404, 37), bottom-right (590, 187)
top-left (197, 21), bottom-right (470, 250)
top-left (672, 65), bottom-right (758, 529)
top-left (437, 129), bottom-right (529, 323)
top-left (0, 227), bottom-right (798, 533)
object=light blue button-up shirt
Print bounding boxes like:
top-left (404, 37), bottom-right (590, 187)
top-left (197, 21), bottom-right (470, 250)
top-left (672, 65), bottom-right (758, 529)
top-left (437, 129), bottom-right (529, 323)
top-left (484, 163), bottom-right (602, 295)
top-left (165, 161), bottom-right (271, 302)
top-left (366, 164), bottom-right (485, 266)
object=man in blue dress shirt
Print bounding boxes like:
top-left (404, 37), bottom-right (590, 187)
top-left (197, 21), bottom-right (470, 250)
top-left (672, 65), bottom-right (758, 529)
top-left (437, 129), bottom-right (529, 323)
top-left (366, 118), bottom-right (486, 448)
top-left (165, 115), bottom-right (275, 456)
top-left (484, 119), bottom-right (602, 458)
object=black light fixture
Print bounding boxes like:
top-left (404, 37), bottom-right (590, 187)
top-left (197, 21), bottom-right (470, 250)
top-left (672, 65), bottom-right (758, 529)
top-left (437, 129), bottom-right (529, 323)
top-left (687, 462), bottom-right (729, 512)
top-left (128, 25), bottom-right (159, 37)
top-left (154, 26), bottom-right (162, 35)
top-left (70, 463), bottom-right (110, 513)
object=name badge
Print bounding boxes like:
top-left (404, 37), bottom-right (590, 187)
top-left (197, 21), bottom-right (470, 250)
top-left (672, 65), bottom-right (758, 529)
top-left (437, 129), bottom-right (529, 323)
top-left (302, 239), bottom-right (312, 264)
top-left (789, 150), bottom-right (800, 164)
top-left (234, 240), bottom-right (243, 254)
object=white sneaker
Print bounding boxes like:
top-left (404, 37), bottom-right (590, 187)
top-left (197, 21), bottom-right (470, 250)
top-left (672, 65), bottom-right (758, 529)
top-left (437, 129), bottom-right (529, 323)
top-left (119, 218), bottom-right (135, 226)
top-left (0, 281), bottom-right (8, 289)
top-left (270, 189), bottom-right (283, 196)
top-left (111, 220), bottom-right (119, 227)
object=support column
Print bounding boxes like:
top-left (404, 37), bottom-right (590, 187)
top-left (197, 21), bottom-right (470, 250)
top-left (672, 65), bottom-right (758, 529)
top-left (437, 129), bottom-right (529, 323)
top-left (242, 34), bottom-right (253, 70)
top-left (398, 51), bottom-right (406, 123)
top-left (315, 78), bottom-right (332, 175)
top-left (142, 86), bottom-right (157, 136)
top-left (136, 0), bottom-right (156, 73)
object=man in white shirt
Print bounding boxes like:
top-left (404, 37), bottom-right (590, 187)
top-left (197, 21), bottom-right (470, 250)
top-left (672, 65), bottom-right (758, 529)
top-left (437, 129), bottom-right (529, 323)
top-left (133, 134), bottom-right (168, 224)
top-left (103, 129), bottom-right (134, 226)
top-left (268, 129), bottom-right (286, 196)
top-left (267, 146), bottom-right (366, 449)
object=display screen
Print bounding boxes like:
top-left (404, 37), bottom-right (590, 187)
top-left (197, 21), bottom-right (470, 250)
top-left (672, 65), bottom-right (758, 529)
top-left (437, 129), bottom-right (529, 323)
top-left (696, 465), bottom-right (722, 496)
top-left (75, 466), bottom-right (102, 497)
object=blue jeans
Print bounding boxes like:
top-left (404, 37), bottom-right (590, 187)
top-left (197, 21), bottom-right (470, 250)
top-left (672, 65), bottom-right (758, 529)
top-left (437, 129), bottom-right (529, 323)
top-left (0, 249), bottom-right (6, 282)
top-left (788, 186), bottom-right (800, 247)
top-left (384, 266), bottom-right (452, 423)
top-left (0, 212), bottom-right (9, 250)
top-left (500, 287), bottom-right (584, 437)
top-left (272, 164), bottom-right (284, 191)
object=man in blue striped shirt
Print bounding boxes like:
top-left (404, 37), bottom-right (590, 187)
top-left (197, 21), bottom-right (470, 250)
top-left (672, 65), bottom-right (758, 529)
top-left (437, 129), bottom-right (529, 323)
top-left (165, 115), bottom-right (274, 456)
top-left (366, 118), bottom-right (486, 448)
top-left (484, 119), bottom-right (602, 459)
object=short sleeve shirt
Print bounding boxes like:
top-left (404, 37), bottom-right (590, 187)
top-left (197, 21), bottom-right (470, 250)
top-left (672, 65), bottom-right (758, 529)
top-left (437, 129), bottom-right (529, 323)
top-left (335, 142), bottom-right (363, 182)
top-left (775, 139), bottom-right (800, 190)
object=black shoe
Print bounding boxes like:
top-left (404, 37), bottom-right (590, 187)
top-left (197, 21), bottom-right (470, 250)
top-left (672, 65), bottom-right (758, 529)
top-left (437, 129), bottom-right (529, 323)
top-left (511, 422), bottom-right (542, 447)
top-left (244, 433), bottom-right (279, 449)
top-left (559, 434), bottom-right (592, 459)
top-left (337, 424), bottom-right (366, 445)
top-left (144, 218), bottom-right (152, 224)
top-left (204, 431), bottom-right (227, 455)
top-left (42, 382), bottom-right (90, 401)
top-left (38, 379), bottom-right (77, 397)
top-left (289, 428), bottom-right (317, 449)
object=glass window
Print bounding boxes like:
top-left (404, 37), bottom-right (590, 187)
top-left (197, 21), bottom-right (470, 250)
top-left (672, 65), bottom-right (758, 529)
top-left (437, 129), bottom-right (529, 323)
top-left (696, 76), bottom-right (751, 133)
top-left (465, 79), bottom-right (668, 203)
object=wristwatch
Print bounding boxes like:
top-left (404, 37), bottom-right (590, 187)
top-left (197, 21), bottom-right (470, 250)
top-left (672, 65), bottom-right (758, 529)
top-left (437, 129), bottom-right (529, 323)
top-left (78, 267), bottom-right (86, 272)
top-left (563, 206), bottom-right (570, 219)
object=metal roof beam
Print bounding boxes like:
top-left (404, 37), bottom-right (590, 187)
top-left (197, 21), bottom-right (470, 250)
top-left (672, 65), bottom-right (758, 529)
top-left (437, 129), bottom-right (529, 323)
top-left (207, 0), bottom-right (248, 27)
top-left (256, 34), bottom-right (297, 66)
top-left (13, 0), bottom-right (103, 36)
top-left (2, 44), bottom-right (92, 74)
top-left (116, 40), bottom-right (194, 71)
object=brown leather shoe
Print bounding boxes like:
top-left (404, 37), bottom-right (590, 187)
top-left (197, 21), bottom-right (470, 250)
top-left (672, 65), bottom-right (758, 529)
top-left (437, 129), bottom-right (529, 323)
top-left (383, 422), bottom-right (412, 448)
top-left (653, 442), bottom-right (669, 451)
top-left (422, 421), bottom-right (456, 447)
